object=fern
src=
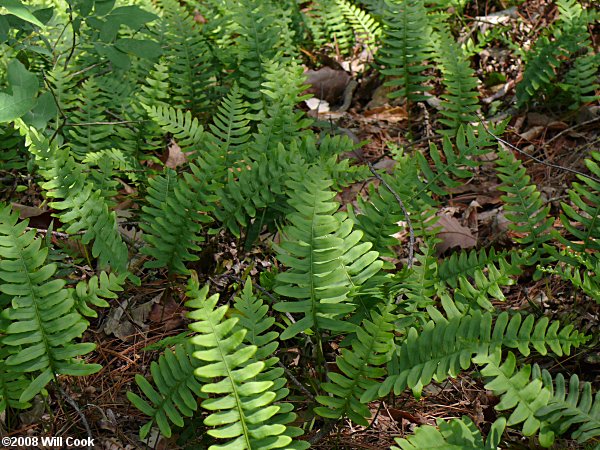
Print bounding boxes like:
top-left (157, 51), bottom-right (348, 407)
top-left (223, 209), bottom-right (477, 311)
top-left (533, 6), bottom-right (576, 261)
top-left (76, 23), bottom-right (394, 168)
top-left (72, 272), bottom-right (127, 318)
top-left (274, 167), bottom-right (382, 339)
top-left (127, 342), bottom-right (205, 439)
top-left (153, 0), bottom-right (216, 114)
top-left (231, 281), bottom-right (309, 449)
top-left (140, 167), bottom-right (214, 274)
top-left (66, 78), bottom-right (114, 159)
top-left (144, 104), bottom-right (205, 151)
top-left (559, 151), bottom-right (600, 253)
top-left (536, 372), bottom-right (600, 443)
top-left (495, 147), bottom-right (554, 263)
top-left (392, 416), bottom-right (506, 450)
top-left (0, 205), bottom-right (101, 403)
top-left (337, 0), bottom-right (381, 50)
top-left (434, 28), bottom-right (480, 135)
top-left (438, 248), bottom-right (522, 289)
top-left (416, 123), bottom-right (501, 198)
top-left (22, 129), bottom-right (129, 274)
top-left (561, 52), bottom-right (600, 108)
top-left (379, 0), bottom-right (433, 106)
top-left (186, 281), bottom-right (296, 450)
top-left (315, 300), bottom-right (395, 426)
top-left (311, 1), bottom-right (355, 54)
top-left (366, 310), bottom-right (588, 401)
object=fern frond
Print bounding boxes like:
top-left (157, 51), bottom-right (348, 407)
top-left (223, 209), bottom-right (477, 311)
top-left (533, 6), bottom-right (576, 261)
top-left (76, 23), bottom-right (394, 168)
top-left (274, 167), bottom-right (382, 339)
top-left (72, 272), bottom-right (127, 318)
top-left (66, 78), bottom-right (114, 159)
top-left (315, 300), bottom-right (395, 426)
top-left (392, 416), bottom-right (506, 450)
top-left (434, 28), bottom-right (480, 135)
top-left (536, 372), bottom-right (600, 443)
top-left (231, 281), bottom-right (309, 448)
top-left (140, 167), bottom-right (214, 274)
top-left (0, 350), bottom-right (31, 413)
top-left (561, 52), bottom-right (600, 108)
top-left (438, 248), bottom-right (522, 289)
top-left (379, 0), bottom-right (433, 104)
top-left (559, 152), bottom-right (600, 253)
top-left (0, 205), bottom-right (101, 403)
top-left (311, 1), bottom-right (355, 54)
top-left (186, 281), bottom-right (295, 450)
top-left (416, 124), bottom-right (500, 198)
top-left (153, 0), bottom-right (216, 114)
top-left (368, 311), bottom-right (588, 401)
top-left (336, 0), bottom-right (381, 50)
top-left (495, 147), bottom-right (553, 263)
top-left (127, 342), bottom-right (204, 439)
top-left (145, 104), bottom-right (204, 152)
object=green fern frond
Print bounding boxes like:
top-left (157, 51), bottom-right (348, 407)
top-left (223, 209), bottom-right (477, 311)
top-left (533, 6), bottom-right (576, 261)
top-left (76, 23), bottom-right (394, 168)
top-left (311, 1), bottom-right (355, 54)
top-left (154, 0), bottom-right (216, 114)
top-left (495, 147), bottom-right (554, 262)
top-left (230, 0), bottom-right (289, 113)
top-left (541, 248), bottom-right (600, 301)
top-left (561, 52), bottom-right (600, 108)
top-left (0, 205), bottom-right (101, 403)
top-left (434, 28), bottom-right (480, 135)
top-left (474, 351), bottom-right (554, 445)
top-left (559, 152), bottom-right (600, 253)
top-left (72, 272), bottom-right (127, 318)
top-left (392, 416), bottom-right (506, 450)
top-left (274, 167), bottom-right (382, 339)
top-left (186, 281), bottom-right (295, 450)
top-left (336, 0), bottom-right (381, 50)
top-left (206, 83), bottom-right (251, 170)
top-left (127, 342), bottom-right (205, 440)
top-left (416, 124), bottom-right (500, 198)
top-left (438, 248), bottom-right (522, 289)
top-left (315, 300), bottom-right (395, 426)
top-left (0, 350), bottom-right (31, 413)
top-left (145, 104), bottom-right (204, 152)
top-left (251, 60), bottom-right (312, 158)
top-left (231, 281), bottom-right (309, 448)
top-left (65, 78), bottom-right (114, 159)
top-left (536, 372), bottom-right (600, 443)
top-left (379, 0), bottom-right (433, 104)
top-left (368, 311), bottom-right (588, 401)
top-left (140, 167), bottom-right (214, 274)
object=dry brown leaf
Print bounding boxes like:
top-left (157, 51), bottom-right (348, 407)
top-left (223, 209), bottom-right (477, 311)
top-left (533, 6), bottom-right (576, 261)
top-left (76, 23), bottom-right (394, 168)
top-left (165, 139), bottom-right (188, 169)
top-left (304, 67), bottom-right (350, 104)
top-left (436, 214), bottom-right (477, 254)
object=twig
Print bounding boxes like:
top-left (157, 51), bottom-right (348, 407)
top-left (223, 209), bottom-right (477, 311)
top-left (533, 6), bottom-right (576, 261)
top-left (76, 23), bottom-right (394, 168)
top-left (64, 120), bottom-right (141, 127)
top-left (367, 162), bottom-right (415, 270)
top-left (26, 227), bottom-right (84, 238)
top-left (56, 383), bottom-right (93, 450)
top-left (544, 115), bottom-right (600, 146)
top-left (478, 116), bottom-right (600, 184)
top-left (276, 361), bottom-right (316, 402)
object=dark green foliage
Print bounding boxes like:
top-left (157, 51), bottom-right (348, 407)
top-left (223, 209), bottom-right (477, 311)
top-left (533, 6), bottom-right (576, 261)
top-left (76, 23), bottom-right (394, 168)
top-left (368, 310), bottom-right (588, 401)
top-left (379, 0), bottom-right (433, 104)
top-left (516, 0), bottom-right (598, 108)
top-left (127, 342), bottom-right (204, 439)
top-left (315, 300), bottom-right (395, 425)
top-left (559, 152), bottom-right (600, 253)
top-left (495, 148), bottom-right (554, 263)
top-left (140, 167), bottom-right (214, 274)
top-left (435, 28), bottom-right (480, 135)
top-left (536, 372), bottom-right (600, 443)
